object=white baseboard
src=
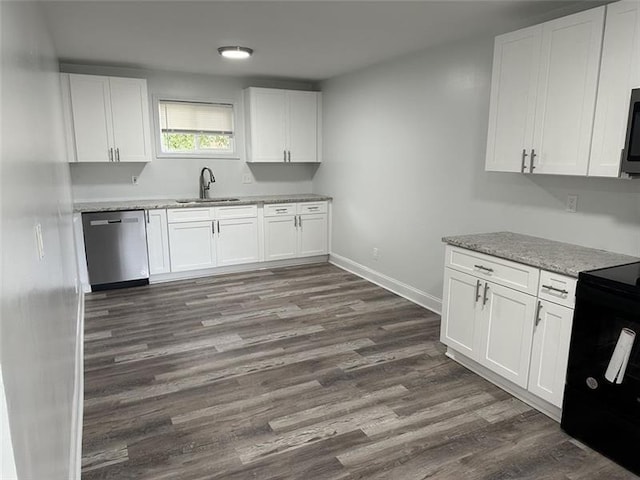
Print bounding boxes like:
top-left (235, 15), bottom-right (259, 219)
top-left (150, 255), bottom-right (329, 284)
top-left (329, 253), bottom-right (442, 315)
top-left (445, 348), bottom-right (561, 422)
top-left (69, 290), bottom-right (84, 480)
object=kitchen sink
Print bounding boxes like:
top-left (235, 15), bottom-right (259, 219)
top-left (175, 198), bottom-right (240, 204)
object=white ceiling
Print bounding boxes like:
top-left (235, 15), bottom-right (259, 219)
top-left (41, 1), bottom-right (603, 81)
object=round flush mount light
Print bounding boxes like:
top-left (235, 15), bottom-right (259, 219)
top-left (217, 46), bottom-right (253, 59)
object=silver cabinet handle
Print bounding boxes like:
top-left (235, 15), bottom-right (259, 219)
top-left (212, 222), bottom-right (215, 235)
top-left (217, 220), bottom-right (220, 234)
top-left (116, 147), bottom-right (120, 162)
top-left (535, 300), bottom-right (543, 327)
top-left (475, 279), bottom-right (482, 303)
top-left (521, 149), bottom-right (528, 173)
top-left (530, 149), bottom-right (536, 172)
top-left (276, 208), bottom-right (288, 213)
top-left (108, 148), bottom-right (113, 162)
top-left (294, 216), bottom-right (298, 227)
top-left (308, 206), bottom-right (319, 211)
top-left (541, 284), bottom-right (568, 295)
top-left (287, 150), bottom-right (291, 162)
top-left (474, 264), bottom-right (494, 273)
top-left (482, 282), bottom-right (489, 306)
top-left (298, 215), bottom-right (302, 227)
top-left (284, 149), bottom-right (287, 162)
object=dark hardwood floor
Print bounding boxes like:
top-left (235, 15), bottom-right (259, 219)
top-left (82, 263), bottom-right (637, 479)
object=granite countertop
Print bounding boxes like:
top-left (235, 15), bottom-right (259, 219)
top-left (442, 231), bottom-right (639, 277)
top-left (74, 194), bottom-right (332, 213)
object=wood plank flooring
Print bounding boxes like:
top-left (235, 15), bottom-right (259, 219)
top-left (82, 263), bottom-right (637, 479)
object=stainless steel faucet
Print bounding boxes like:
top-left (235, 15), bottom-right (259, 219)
top-left (199, 167), bottom-right (216, 199)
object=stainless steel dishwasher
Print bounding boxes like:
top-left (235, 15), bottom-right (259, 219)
top-left (82, 210), bottom-right (149, 291)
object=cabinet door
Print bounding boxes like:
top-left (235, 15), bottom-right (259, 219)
top-left (297, 213), bottom-right (327, 257)
top-left (485, 26), bottom-right (542, 173)
top-left (109, 77), bottom-right (152, 162)
top-left (528, 300), bottom-right (573, 407)
top-left (247, 88), bottom-right (287, 162)
top-left (441, 269), bottom-right (482, 360)
top-left (589, 1), bottom-right (640, 177)
top-left (216, 218), bottom-right (259, 266)
top-left (532, 7), bottom-right (605, 175)
top-left (68, 74), bottom-right (113, 162)
top-left (287, 91), bottom-right (319, 163)
top-left (146, 210), bottom-right (170, 275)
top-left (479, 281), bottom-right (536, 388)
top-left (168, 221), bottom-right (216, 272)
top-left (264, 215), bottom-right (297, 261)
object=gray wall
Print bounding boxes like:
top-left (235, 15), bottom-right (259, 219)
top-left (314, 35), bottom-right (640, 305)
top-left (62, 64), bottom-right (320, 201)
top-left (1, 2), bottom-right (80, 478)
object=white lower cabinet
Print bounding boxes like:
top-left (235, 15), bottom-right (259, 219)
top-left (480, 282), bottom-right (536, 388)
top-left (441, 245), bottom-right (577, 418)
top-left (216, 217), bottom-right (260, 266)
top-left (264, 215), bottom-right (298, 261)
top-left (298, 213), bottom-right (328, 257)
top-left (168, 221), bottom-right (216, 272)
top-left (264, 202), bottom-right (329, 261)
top-left (146, 209), bottom-right (170, 275)
top-left (527, 299), bottom-right (574, 407)
top-left (441, 268), bottom-right (536, 389)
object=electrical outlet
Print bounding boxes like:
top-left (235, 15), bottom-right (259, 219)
top-left (242, 173), bottom-right (252, 184)
top-left (131, 176), bottom-right (139, 185)
top-left (566, 194), bottom-right (578, 213)
top-left (372, 247), bottom-right (379, 260)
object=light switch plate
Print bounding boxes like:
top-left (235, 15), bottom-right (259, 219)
top-left (132, 176), bottom-right (139, 185)
top-left (34, 223), bottom-right (44, 260)
top-left (566, 194), bottom-right (578, 213)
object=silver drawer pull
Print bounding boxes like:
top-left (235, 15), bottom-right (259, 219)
top-left (541, 284), bottom-right (568, 295)
top-left (307, 207), bottom-right (319, 211)
top-left (275, 209), bottom-right (288, 213)
top-left (474, 264), bottom-right (494, 273)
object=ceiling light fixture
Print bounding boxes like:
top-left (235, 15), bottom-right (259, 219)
top-left (217, 46), bottom-right (253, 60)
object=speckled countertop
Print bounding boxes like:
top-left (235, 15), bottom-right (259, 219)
top-left (74, 194), bottom-right (332, 213)
top-left (442, 232), bottom-right (638, 277)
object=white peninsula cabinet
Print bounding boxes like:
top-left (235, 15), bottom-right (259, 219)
top-left (244, 87), bottom-right (321, 163)
top-left (485, 6), bottom-right (607, 175)
top-left (264, 202), bottom-right (328, 261)
top-left (441, 245), bottom-right (577, 420)
top-left (62, 73), bottom-right (153, 163)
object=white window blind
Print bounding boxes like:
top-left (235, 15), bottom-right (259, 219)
top-left (159, 101), bottom-right (234, 134)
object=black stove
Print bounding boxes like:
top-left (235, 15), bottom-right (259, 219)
top-left (562, 261), bottom-right (640, 476)
top-left (580, 261), bottom-right (640, 294)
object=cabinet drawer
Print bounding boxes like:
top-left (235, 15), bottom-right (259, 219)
top-left (298, 202), bottom-right (327, 214)
top-left (538, 270), bottom-right (576, 309)
top-left (264, 204), bottom-right (296, 217)
top-left (167, 208), bottom-right (213, 223)
top-left (214, 205), bottom-right (257, 219)
top-left (445, 245), bottom-right (539, 295)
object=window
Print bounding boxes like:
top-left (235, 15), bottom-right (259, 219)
top-left (158, 100), bottom-right (235, 156)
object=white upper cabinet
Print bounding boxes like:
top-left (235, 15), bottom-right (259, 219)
top-left (64, 73), bottom-right (152, 163)
top-left (532, 7), bottom-right (605, 175)
top-left (485, 5), bottom-right (613, 177)
top-left (589, 1), bottom-right (640, 177)
top-left (485, 26), bottom-right (542, 173)
top-left (244, 87), bottom-right (321, 163)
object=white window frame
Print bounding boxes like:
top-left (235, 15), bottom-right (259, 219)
top-left (152, 95), bottom-right (240, 159)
